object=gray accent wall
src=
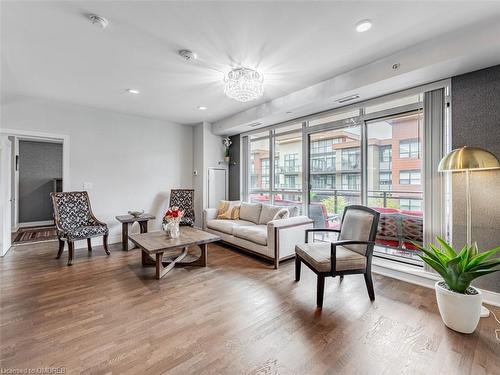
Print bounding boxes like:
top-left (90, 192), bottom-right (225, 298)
top-left (451, 64), bottom-right (500, 293)
top-left (19, 140), bottom-right (63, 223)
top-left (228, 135), bottom-right (240, 201)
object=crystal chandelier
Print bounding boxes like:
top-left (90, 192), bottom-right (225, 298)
top-left (224, 67), bottom-right (264, 102)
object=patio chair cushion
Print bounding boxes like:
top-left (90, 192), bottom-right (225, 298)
top-left (295, 242), bottom-right (367, 273)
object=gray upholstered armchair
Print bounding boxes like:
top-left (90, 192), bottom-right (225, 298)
top-left (295, 205), bottom-right (380, 308)
top-left (50, 191), bottom-right (110, 266)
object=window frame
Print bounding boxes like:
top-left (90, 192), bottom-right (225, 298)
top-left (241, 80), bottom-right (450, 269)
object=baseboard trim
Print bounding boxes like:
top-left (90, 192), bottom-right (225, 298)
top-left (372, 258), bottom-right (500, 307)
top-left (18, 220), bottom-right (54, 228)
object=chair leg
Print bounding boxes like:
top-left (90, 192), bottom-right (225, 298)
top-left (56, 238), bottom-right (64, 259)
top-left (295, 256), bottom-right (301, 282)
top-left (364, 272), bottom-right (375, 301)
top-left (67, 241), bottom-right (74, 266)
top-left (317, 275), bottom-right (325, 309)
top-left (87, 238), bottom-right (92, 252)
top-left (103, 234), bottom-right (110, 255)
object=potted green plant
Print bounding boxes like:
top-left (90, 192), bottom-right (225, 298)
top-left (416, 237), bottom-right (500, 333)
top-left (222, 136), bottom-right (232, 163)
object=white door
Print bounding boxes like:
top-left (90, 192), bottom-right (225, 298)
top-left (208, 168), bottom-right (227, 208)
top-left (0, 135), bottom-right (12, 256)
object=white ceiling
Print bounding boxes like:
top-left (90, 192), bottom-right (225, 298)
top-left (2, 1), bottom-right (500, 125)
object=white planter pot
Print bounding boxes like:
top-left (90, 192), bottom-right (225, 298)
top-left (435, 281), bottom-right (482, 334)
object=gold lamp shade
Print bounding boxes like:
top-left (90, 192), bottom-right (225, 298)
top-left (438, 146), bottom-right (500, 172)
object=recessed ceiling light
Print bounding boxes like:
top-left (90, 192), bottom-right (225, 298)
top-left (197, 106), bottom-right (207, 111)
top-left (126, 89), bottom-right (140, 95)
top-left (356, 19), bottom-right (372, 33)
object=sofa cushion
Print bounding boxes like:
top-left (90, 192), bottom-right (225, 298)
top-left (239, 202), bottom-right (262, 224)
top-left (206, 219), bottom-right (255, 235)
top-left (217, 200), bottom-right (241, 220)
top-left (295, 242), bottom-right (367, 272)
top-left (233, 225), bottom-right (268, 246)
top-left (258, 205), bottom-right (284, 224)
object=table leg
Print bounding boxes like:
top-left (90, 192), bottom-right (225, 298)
top-left (122, 223), bottom-right (129, 251)
top-left (139, 220), bottom-right (148, 233)
top-left (155, 248), bottom-right (189, 279)
top-left (199, 243), bottom-right (207, 267)
top-left (142, 250), bottom-right (156, 266)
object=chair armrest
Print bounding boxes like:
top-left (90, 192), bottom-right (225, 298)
top-left (330, 240), bottom-right (375, 274)
top-left (203, 208), bottom-right (218, 229)
top-left (304, 228), bottom-right (340, 243)
top-left (267, 215), bottom-right (313, 229)
top-left (89, 212), bottom-right (107, 227)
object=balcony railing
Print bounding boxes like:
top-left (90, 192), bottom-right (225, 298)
top-left (309, 189), bottom-right (423, 264)
top-left (277, 165), bottom-right (301, 173)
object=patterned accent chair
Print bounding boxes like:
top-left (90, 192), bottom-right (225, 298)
top-left (167, 189), bottom-right (195, 227)
top-left (50, 191), bottom-right (110, 266)
top-left (295, 205), bottom-right (380, 308)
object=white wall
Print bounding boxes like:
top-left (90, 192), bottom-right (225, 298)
top-left (192, 122), bottom-right (225, 226)
top-left (1, 95), bottom-right (194, 247)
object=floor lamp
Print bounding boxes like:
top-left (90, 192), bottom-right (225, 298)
top-left (438, 146), bottom-right (500, 317)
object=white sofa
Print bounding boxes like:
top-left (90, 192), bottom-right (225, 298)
top-left (203, 202), bottom-right (313, 268)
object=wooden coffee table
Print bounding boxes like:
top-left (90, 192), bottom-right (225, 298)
top-left (128, 227), bottom-right (220, 279)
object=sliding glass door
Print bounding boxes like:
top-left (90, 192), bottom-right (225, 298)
top-left (308, 126), bottom-right (361, 230)
top-left (366, 110), bottom-right (424, 264)
top-left (243, 84), bottom-right (448, 267)
top-left (247, 123), bottom-right (305, 213)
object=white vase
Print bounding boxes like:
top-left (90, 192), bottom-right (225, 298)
top-left (163, 221), bottom-right (180, 239)
top-left (170, 222), bottom-right (180, 239)
top-left (434, 281), bottom-right (482, 334)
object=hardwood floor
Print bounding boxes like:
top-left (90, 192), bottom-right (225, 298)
top-left (1, 241), bottom-right (499, 374)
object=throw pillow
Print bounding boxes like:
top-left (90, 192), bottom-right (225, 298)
top-left (272, 208), bottom-right (290, 221)
top-left (217, 200), bottom-right (240, 220)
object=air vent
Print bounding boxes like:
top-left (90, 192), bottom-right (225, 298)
top-left (335, 94), bottom-right (360, 103)
top-left (248, 122), bottom-right (262, 128)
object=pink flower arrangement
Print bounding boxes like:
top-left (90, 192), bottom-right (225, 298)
top-left (164, 206), bottom-right (184, 223)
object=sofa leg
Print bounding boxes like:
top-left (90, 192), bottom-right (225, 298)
top-left (295, 256), bottom-right (301, 282)
top-left (317, 275), bottom-right (325, 309)
top-left (87, 238), bottom-right (92, 252)
top-left (339, 275), bottom-right (344, 283)
top-left (56, 238), bottom-right (64, 259)
top-left (103, 234), bottom-right (110, 255)
top-left (67, 241), bottom-right (74, 266)
top-left (364, 272), bottom-right (375, 301)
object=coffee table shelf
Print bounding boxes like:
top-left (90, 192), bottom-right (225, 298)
top-left (129, 227), bottom-right (220, 279)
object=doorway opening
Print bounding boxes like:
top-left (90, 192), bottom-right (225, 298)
top-left (11, 139), bottom-right (63, 245)
top-left (1, 130), bottom-right (69, 253)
